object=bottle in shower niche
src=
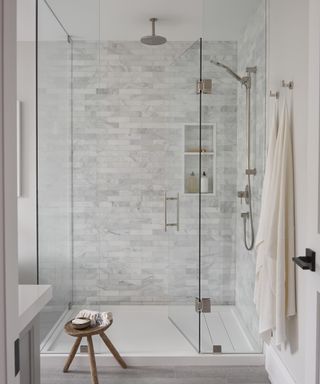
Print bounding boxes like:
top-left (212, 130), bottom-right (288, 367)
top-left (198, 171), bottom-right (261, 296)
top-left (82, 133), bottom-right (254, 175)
top-left (187, 171), bottom-right (198, 193)
top-left (201, 171), bottom-right (209, 193)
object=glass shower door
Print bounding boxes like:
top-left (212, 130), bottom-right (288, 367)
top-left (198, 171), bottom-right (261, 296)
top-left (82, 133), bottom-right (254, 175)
top-left (167, 39), bottom-right (202, 352)
top-left (199, 0), bottom-right (266, 354)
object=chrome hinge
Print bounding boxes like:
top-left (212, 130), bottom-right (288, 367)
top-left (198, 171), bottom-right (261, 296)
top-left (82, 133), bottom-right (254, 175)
top-left (195, 297), bottom-right (211, 313)
top-left (196, 79), bottom-right (212, 94)
top-left (213, 345), bottom-right (222, 353)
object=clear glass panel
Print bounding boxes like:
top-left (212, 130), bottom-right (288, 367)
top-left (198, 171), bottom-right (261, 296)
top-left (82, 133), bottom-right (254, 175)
top-left (37, 0), bottom-right (72, 345)
top-left (200, 0), bottom-right (266, 353)
top-left (38, 0), bottom-right (101, 354)
top-left (167, 39), bottom-right (201, 352)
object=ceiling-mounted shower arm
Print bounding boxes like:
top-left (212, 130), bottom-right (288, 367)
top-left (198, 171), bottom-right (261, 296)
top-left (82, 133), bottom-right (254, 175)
top-left (151, 17), bottom-right (156, 36)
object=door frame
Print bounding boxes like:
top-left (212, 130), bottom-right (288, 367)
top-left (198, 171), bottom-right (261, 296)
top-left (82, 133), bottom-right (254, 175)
top-left (305, 0), bottom-right (320, 383)
top-left (0, 0), bottom-right (20, 382)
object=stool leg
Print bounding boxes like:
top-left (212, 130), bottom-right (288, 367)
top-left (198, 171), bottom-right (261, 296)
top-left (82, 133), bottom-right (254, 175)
top-left (87, 335), bottom-right (99, 384)
top-left (63, 337), bottom-right (82, 372)
top-left (99, 332), bottom-right (127, 369)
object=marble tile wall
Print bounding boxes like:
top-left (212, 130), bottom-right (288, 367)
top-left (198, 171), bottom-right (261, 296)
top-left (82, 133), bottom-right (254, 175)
top-left (235, 1), bottom-right (266, 349)
top-left (72, 40), bottom-right (238, 305)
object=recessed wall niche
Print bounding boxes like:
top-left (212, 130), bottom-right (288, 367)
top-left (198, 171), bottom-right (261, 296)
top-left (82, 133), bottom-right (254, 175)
top-left (184, 124), bottom-right (216, 195)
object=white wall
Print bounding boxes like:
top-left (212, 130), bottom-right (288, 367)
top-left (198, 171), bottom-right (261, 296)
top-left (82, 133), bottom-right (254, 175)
top-left (17, 0), bottom-right (35, 42)
top-left (267, 0), bottom-right (309, 382)
top-left (17, 0), bottom-right (37, 284)
top-left (304, 0), bottom-right (320, 383)
top-left (1, 0), bottom-right (20, 382)
top-left (0, 1), bottom-right (6, 380)
top-left (17, 41), bottom-right (37, 284)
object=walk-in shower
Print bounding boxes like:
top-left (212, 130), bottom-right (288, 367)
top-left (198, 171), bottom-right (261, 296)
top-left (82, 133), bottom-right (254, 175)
top-left (36, 0), bottom-right (266, 360)
top-left (211, 60), bottom-right (257, 250)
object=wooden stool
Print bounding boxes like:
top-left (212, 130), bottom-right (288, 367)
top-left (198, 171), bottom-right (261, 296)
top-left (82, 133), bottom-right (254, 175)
top-left (63, 319), bottom-right (127, 384)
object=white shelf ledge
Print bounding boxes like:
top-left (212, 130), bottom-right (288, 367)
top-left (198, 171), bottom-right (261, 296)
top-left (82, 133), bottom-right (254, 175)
top-left (184, 152), bottom-right (214, 155)
top-left (19, 284), bottom-right (52, 331)
top-left (183, 192), bottom-right (215, 196)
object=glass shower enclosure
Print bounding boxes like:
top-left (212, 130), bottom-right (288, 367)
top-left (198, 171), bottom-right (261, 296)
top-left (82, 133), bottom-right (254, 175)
top-left (37, 0), bottom-right (266, 355)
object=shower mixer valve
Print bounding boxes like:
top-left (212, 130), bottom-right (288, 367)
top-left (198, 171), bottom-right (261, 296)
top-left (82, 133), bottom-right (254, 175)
top-left (245, 168), bottom-right (257, 175)
top-left (241, 212), bottom-right (249, 219)
top-left (237, 185), bottom-right (250, 204)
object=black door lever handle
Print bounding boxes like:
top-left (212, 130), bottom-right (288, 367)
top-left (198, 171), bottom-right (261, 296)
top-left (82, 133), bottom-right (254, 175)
top-left (292, 248), bottom-right (316, 272)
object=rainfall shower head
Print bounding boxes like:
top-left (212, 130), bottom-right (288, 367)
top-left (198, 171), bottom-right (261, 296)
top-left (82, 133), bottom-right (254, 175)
top-left (141, 18), bottom-right (167, 46)
top-left (210, 60), bottom-right (243, 83)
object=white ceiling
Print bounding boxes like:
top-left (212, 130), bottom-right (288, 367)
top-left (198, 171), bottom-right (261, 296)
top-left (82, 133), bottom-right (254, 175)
top-left (18, 0), bottom-right (264, 42)
top-left (203, 0), bottom-right (263, 41)
top-left (48, 0), bottom-right (203, 41)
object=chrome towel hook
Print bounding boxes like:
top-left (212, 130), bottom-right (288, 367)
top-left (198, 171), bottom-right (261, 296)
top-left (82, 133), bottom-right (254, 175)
top-left (269, 90), bottom-right (280, 99)
top-left (281, 80), bottom-right (294, 89)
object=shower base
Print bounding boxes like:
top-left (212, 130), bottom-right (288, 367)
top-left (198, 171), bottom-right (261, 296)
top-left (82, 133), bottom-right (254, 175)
top-left (40, 305), bottom-right (263, 366)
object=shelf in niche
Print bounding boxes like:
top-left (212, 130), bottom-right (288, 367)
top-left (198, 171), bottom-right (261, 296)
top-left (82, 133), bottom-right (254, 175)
top-left (184, 152), bottom-right (215, 155)
top-left (184, 123), bottom-right (216, 195)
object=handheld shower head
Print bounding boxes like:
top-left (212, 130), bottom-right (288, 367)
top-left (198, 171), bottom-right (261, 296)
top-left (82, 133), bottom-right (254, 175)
top-left (210, 60), bottom-right (243, 83)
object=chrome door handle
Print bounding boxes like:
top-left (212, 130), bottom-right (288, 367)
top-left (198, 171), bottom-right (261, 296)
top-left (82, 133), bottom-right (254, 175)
top-left (164, 192), bottom-right (179, 231)
top-left (17, 100), bottom-right (22, 197)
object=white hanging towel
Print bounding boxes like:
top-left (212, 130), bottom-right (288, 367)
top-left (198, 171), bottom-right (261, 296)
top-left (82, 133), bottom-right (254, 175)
top-left (254, 100), bottom-right (279, 321)
top-left (255, 95), bottom-right (296, 345)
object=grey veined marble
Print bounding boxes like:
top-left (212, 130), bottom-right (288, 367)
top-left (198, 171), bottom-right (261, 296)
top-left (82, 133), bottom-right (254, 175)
top-left (71, 40), bottom-right (239, 307)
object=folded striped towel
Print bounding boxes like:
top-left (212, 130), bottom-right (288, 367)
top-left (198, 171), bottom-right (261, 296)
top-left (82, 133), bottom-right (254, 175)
top-left (75, 309), bottom-right (113, 327)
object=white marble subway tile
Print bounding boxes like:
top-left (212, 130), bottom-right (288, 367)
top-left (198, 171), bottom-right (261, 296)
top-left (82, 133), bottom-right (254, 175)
top-left (70, 40), bottom-right (239, 308)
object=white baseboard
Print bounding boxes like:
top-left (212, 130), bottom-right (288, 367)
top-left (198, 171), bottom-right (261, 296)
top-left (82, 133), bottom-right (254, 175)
top-left (265, 344), bottom-right (296, 384)
top-left (41, 353), bottom-right (265, 368)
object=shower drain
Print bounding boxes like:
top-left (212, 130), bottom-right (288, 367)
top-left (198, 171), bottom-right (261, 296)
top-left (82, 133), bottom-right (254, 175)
top-left (80, 345), bottom-right (88, 353)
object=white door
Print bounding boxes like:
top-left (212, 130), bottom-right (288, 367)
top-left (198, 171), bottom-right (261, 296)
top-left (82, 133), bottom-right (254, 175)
top-left (305, 0), bottom-right (320, 383)
top-left (0, 0), bottom-right (20, 383)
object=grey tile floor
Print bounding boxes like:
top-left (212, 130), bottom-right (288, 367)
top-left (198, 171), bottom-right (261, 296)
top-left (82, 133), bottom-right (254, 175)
top-left (41, 366), bottom-right (271, 384)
